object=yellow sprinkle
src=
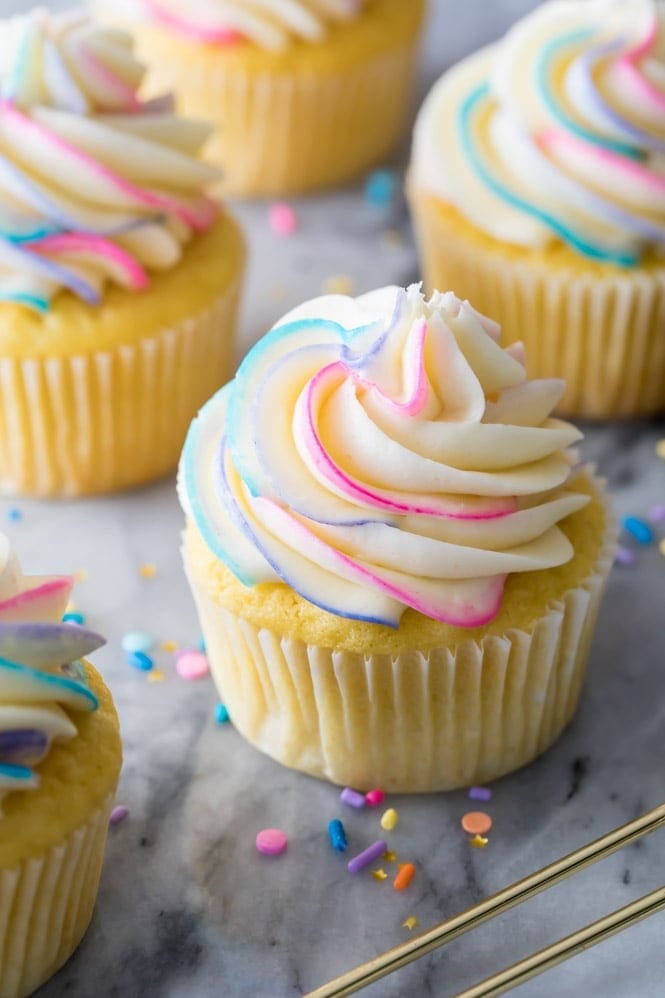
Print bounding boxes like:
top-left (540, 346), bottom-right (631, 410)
top-left (380, 808), bottom-right (398, 831)
top-left (383, 850), bottom-right (397, 863)
top-left (322, 274), bottom-right (355, 296)
top-left (139, 563), bottom-right (157, 578)
top-left (161, 640), bottom-right (178, 652)
top-left (380, 228), bottom-right (404, 249)
top-left (659, 539), bottom-right (665, 557)
top-left (656, 439), bottom-right (665, 460)
top-left (371, 868), bottom-right (388, 881)
top-left (74, 569), bottom-right (88, 582)
top-left (402, 917), bottom-right (419, 931)
top-left (470, 834), bottom-right (489, 849)
top-left (148, 670), bottom-right (165, 683)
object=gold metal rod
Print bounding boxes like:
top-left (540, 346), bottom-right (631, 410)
top-left (455, 884), bottom-right (665, 998)
top-left (305, 802), bottom-right (665, 998)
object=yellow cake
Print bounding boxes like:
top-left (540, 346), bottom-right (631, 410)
top-left (95, 0), bottom-right (426, 195)
top-left (0, 11), bottom-right (246, 497)
top-left (178, 284), bottom-right (617, 792)
top-left (409, 0), bottom-right (665, 419)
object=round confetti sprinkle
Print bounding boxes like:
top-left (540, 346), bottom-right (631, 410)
top-left (215, 703), bottom-right (230, 724)
top-left (128, 650), bottom-right (153, 672)
top-left (622, 516), bottom-right (653, 545)
top-left (656, 439), bottom-right (665, 460)
top-left (176, 650), bottom-right (210, 680)
top-left (648, 504), bottom-right (665, 524)
top-left (615, 545), bottom-right (636, 566)
top-left (139, 563), bottom-right (157, 578)
top-left (268, 202), bottom-right (297, 236)
top-left (6, 507), bottom-right (22, 522)
top-left (161, 640), bottom-right (178, 653)
top-left (63, 612), bottom-right (85, 625)
top-left (147, 670), bottom-right (165, 683)
top-left (462, 811), bottom-right (493, 836)
top-left (109, 805), bottom-right (129, 826)
top-left (256, 828), bottom-right (288, 856)
top-left (364, 168), bottom-right (398, 208)
top-left (468, 786), bottom-right (492, 802)
top-left (122, 631), bottom-right (155, 655)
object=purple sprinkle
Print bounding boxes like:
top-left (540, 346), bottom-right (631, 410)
top-left (340, 787), bottom-right (366, 809)
top-left (615, 545), bottom-right (637, 566)
top-left (109, 805), bottom-right (129, 826)
top-left (347, 839), bottom-right (387, 874)
top-left (648, 504), bottom-right (665, 524)
top-left (468, 786), bottom-right (492, 802)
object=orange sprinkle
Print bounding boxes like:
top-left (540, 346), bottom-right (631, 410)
top-left (139, 563), bottom-right (157, 578)
top-left (393, 863), bottom-right (416, 891)
top-left (148, 670), bottom-right (165, 683)
top-left (461, 811), bottom-right (493, 836)
top-left (161, 640), bottom-right (178, 652)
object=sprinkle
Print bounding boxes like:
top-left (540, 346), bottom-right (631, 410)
top-left (322, 274), bottom-right (355, 296)
top-left (383, 850), bottom-right (397, 863)
top-left (393, 863), bottom-right (416, 891)
top-left (402, 916), bottom-right (419, 931)
top-left (122, 631), bottom-right (155, 655)
top-left (469, 786), bottom-right (492, 802)
top-left (147, 670), bottom-right (165, 682)
top-left (340, 787), bottom-right (366, 809)
top-left (648, 503), bottom-right (665, 523)
top-left (197, 637), bottom-right (206, 653)
top-left (175, 650), bottom-right (210, 680)
top-left (256, 828), bottom-right (288, 856)
top-left (656, 439), bottom-right (665, 459)
top-left (268, 202), bottom-right (297, 236)
top-left (109, 805), bottom-right (129, 826)
top-left (462, 811), bottom-right (493, 836)
top-left (380, 808), bottom-right (398, 831)
top-left (161, 640), bottom-right (178, 652)
top-left (6, 507), bottom-right (22, 522)
top-left (63, 612), bottom-right (85, 625)
top-left (74, 569), bottom-right (88, 582)
top-left (328, 818), bottom-right (347, 853)
top-left (364, 168), bottom-right (398, 208)
top-left (371, 868), bottom-right (388, 881)
top-left (659, 539), bottom-right (665, 557)
top-left (365, 788), bottom-right (385, 807)
top-left (215, 703), bottom-right (230, 724)
top-left (347, 839), bottom-right (387, 874)
top-left (615, 545), bottom-right (636, 566)
top-left (139, 563), bottom-right (157, 578)
top-left (470, 834), bottom-right (489, 849)
top-left (128, 650), bottom-right (153, 672)
top-left (622, 516), bottom-right (653, 545)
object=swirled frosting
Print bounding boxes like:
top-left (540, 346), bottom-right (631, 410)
top-left (179, 285), bottom-right (589, 628)
top-left (0, 9), bottom-right (219, 312)
top-left (411, 0), bottom-right (665, 265)
top-left (136, 0), bottom-right (369, 51)
top-left (0, 534), bottom-right (102, 811)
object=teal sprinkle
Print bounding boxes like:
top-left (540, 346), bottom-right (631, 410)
top-left (458, 83), bottom-right (638, 267)
top-left (63, 612), bottom-right (85, 625)
top-left (0, 292), bottom-right (48, 313)
top-left (0, 761), bottom-right (33, 781)
top-left (0, 655), bottom-right (99, 710)
top-left (215, 703), bottom-right (230, 724)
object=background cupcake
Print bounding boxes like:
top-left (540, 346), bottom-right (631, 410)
top-left (178, 284), bottom-right (616, 792)
top-left (0, 533), bottom-right (121, 997)
top-left (0, 10), bottom-right (245, 497)
top-left (409, 0), bottom-right (665, 420)
top-left (93, 0), bottom-right (427, 195)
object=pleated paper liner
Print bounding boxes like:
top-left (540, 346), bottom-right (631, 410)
top-left (183, 473), bottom-right (617, 792)
top-left (409, 188), bottom-right (665, 420)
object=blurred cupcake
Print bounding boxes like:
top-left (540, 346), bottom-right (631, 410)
top-left (178, 284), bottom-right (616, 792)
top-left (93, 0), bottom-right (426, 195)
top-left (409, 0), bottom-right (665, 419)
top-left (0, 10), bottom-right (245, 497)
top-left (0, 534), bottom-right (121, 996)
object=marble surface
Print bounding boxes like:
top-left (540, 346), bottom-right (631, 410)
top-left (1, 0), bottom-right (664, 995)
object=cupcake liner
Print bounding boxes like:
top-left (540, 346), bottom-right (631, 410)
top-left (0, 794), bottom-right (114, 998)
top-left (185, 491), bottom-right (617, 792)
top-left (0, 278), bottom-right (242, 497)
top-left (410, 189), bottom-right (665, 420)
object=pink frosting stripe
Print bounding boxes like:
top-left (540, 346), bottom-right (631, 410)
top-left (76, 43), bottom-right (141, 111)
top-left (613, 16), bottom-right (665, 115)
top-left (539, 128), bottom-right (665, 193)
top-left (143, 0), bottom-right (240, 44)
top-left (0, 577), bottom-right (73, 622)
top-left (356, 317), bottom-right (429, 418)
top-left (30, 233), bottom-right (150, 289)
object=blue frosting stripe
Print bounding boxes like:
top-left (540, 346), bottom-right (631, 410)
top-left (0, 291), bottom-right (48, 312)
top-left (0, 761), bottom-right (34, 783)
top-left (457, 82), bottom-right (639, 267)
top-left (0, 655), bottom-right (99, 711)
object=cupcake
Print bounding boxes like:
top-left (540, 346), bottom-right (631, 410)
top-left (0, 10), bottom-right (245, 497)
top-left (0, 534), bottom-right (121, 996)
top-left (93, 0), bottom-right (426, 196)
top-left (409, 0), bottom-right (665, 420)
top-left (178, 284), bottom-right (616, 792)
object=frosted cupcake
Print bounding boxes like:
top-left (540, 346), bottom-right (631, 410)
top-left (178, 284), bottom-right (616, 792)
top-left (409, 0), bottom-right (665, 419)
top-left (0, 10), bottom-right (245, 497)
top-left (93, 0), bottom-right (426, 195)
top-left (0, 534), bottom-right (121, 996)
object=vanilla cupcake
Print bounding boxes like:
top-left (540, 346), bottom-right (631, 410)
top-left (93, 0), bottom-right (426, 196)
top-left (0, 10), bottom-right (245, 497)
top-left (0, 534), bottom-right (121, 997)
top-left (409, 0), bottom-right (665, 419)
top-left (178, 285), bottom-right (616, 792)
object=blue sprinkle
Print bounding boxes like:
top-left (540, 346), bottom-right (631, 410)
top-left (128, 650), bottom-right (153, 672)
top-left (63, 612), bottom-right (85, 625)
top-left (121, 631), bottom-right (155, 655)
top-left (215, 703), bottom-right (230, 725)
top-left (364, 169), bottom-right (398, 208)
top-left (198, 637), bottom-right (207, 653)
top-left (622, 516), bottom-right (653, 545)
top-left (6, 507), bottom-right (22, 522)
top-left (328, 818), bottom-right (347, 853)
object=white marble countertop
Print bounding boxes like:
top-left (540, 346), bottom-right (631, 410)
top-left (2, 1), bottom-right (665, 995)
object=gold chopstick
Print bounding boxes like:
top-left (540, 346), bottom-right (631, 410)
top-left (305, 801), bottom-right (665, 998)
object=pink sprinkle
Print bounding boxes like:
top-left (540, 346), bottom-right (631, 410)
top-left (468, 786), bottom-right (492, 802)
top-left (256, 828), bottom-right (288, 856)
top-left (365, 789), bottom-right (385, 807)
top-left (110, 805), bottom-right (129, 826)
top-left (648, 504), bottom-right (665, 524)
top-left (176, 650), bottom-right (210, 680)
top-left (615, 546), bottom-right (636, 566)
top-left (269, 202), bottom-right (297, 237)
